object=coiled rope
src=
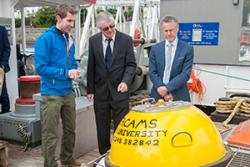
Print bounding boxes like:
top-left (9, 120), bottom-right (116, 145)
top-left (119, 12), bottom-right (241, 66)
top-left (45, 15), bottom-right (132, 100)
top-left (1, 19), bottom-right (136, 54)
top-left (215, 97), bottom-right (250, 127)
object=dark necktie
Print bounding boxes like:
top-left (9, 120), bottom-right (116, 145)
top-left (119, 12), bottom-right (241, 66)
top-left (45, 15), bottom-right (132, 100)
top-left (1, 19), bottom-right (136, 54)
top-left (105, 38), bottom-right (112, 69)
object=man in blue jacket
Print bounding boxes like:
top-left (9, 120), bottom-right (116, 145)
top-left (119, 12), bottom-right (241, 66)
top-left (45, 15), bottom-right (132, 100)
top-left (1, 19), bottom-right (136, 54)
top-left (149, 16), bottom-right (194, 102)
top-left (35, 4), bottom-right (81, 167)
top-left (0, 25), bottom-right (10, 113)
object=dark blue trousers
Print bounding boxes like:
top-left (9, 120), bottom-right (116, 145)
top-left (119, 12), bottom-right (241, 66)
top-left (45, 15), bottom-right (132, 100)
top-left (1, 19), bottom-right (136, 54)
top-left (0, 74), bottom-right (10, 113)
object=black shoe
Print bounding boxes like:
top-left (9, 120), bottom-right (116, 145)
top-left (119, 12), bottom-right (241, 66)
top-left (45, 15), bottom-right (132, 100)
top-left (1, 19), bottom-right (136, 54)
top-left (0, 111), bottom-right (10, 114)
top-left (60, 160), bottom-right (82, 167)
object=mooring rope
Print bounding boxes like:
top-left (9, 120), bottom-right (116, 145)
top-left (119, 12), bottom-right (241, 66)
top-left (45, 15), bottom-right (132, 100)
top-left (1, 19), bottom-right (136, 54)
top-left (193, 67), bottom-right (250, 82)
top-left (214, 97), bottom-right (250, 127)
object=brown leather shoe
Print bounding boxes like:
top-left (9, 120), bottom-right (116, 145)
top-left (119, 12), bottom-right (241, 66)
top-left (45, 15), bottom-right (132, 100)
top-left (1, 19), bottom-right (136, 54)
top-left (60, 159), bottom-right (82, 167)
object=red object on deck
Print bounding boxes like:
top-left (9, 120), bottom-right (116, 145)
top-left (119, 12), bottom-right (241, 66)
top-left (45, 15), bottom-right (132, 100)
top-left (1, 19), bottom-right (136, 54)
top-left (18, 75), bottom-right (41, 98)
top-left (18, 75), bottom-right (40, 82)
top-left (133, 28), bottom-right (141, 47)
top-left (84, 0), bottom-right (96, 3)
top-left (227, 120), bottom-right (250, 147)
top-left (16, 98), bottom-right (35, 105)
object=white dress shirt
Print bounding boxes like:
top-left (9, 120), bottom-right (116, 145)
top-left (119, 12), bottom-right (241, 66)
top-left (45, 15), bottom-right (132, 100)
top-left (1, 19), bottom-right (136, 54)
top-left (102, 34), bottom-right (116, 57)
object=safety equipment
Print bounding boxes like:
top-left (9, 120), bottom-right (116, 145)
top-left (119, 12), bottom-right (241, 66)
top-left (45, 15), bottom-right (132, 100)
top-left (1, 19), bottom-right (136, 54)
top-left (188, 69), bottom-right (205, 101)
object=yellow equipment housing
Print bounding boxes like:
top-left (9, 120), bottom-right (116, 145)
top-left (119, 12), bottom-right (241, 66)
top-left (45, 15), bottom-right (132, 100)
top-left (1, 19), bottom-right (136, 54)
top-left (106, 100), bottom-right (232, 167)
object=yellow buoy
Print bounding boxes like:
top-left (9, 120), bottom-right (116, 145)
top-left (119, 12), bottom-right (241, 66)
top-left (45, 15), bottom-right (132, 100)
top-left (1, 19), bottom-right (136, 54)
top-left (106, 100), bottom-right (232, 167)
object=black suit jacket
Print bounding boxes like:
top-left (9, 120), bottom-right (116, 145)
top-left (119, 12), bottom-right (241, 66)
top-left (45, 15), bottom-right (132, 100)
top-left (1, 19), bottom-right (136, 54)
top-left (0, 26), bottom-right (10, 73)
top-left (87, 30), bottom-right (136, 101)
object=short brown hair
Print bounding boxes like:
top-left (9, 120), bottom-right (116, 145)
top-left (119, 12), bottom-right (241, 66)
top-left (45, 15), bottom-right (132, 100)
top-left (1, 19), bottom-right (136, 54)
top-left (161, 15), bottom-right (179, 27)
top-left (56, 4), bottom-right (78, 19)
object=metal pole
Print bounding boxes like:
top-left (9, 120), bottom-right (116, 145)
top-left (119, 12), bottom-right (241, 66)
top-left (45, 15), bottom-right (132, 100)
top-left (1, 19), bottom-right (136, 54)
top-left (149, 5), bottom-right (157, 39)
top-left (119, 6), bottom-right (122, 31)
top-left (74, 5), bottom-right (81, 59)
top-left (21, 7), bottom-right (27, 54)
top-left (115, 6), bottom-right (120, 25)
top-left (121, 7), bottom-right (126, 33)
top-left (91, 5), bottom-right (96, 33)
top-left (79, 4), bottom-right (94, 57)
top-left (130, 0), bottom-right (140, 37)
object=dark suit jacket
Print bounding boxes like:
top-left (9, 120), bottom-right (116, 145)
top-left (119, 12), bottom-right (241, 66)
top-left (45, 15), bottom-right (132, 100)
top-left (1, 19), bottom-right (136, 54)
top-left (149, 40), bottom-right (194, 101)
top-left (0, 26), bottom-right (10, 73)
top-left (87, 30), bottom-right (136, 101)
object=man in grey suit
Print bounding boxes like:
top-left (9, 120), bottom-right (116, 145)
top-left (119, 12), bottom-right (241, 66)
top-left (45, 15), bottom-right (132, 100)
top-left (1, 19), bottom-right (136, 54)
top-left (149, 16), bottom-right (194, 102)
top-left (87, 12), bottom-right (136, 155)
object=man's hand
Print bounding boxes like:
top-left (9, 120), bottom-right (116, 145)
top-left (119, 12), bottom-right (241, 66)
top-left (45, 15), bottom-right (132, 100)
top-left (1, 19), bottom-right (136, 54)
top-left (164, 93), bottom-right (173, 102)
top-left (68, 69), bottom-right (80, 81)
top-left (117, 82), bottom-right (128, 93)
top-left (87, 94), bottom-right (94, 102)
top-left (157, 86), bottom-right (168, 97)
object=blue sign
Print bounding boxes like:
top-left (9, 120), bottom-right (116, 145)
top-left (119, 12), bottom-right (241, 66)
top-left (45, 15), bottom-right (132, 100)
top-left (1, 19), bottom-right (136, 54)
top-left (178, 22), bottom-right (219, 46)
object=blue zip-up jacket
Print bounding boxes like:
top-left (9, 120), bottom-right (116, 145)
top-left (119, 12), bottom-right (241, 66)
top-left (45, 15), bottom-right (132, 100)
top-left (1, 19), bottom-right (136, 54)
top-left (34, 26), bottom-right (78, 96)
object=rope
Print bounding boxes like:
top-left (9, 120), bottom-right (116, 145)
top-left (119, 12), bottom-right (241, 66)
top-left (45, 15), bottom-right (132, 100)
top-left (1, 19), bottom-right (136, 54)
top-left (129, 94), bottom-right (150, 109)
top-left (193, 67), bottom-right (250, 82)
top-left (223, 99), bottom-right (245, 128)
top-left (215, 97), bottom-right (250, 127)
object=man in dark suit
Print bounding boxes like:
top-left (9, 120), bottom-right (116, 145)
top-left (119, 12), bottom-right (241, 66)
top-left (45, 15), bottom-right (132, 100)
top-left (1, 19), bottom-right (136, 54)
top-left (149, 16), bottom-right (194, 102)
top-left (87, 12), bottom-right (136, 155)
top-left (0, 25), bottom-right (10, 113)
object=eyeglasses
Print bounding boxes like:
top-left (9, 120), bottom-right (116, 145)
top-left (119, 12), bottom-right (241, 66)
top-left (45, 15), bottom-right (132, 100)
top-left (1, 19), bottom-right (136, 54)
top-left (102, 24), bottom-right (115, 32)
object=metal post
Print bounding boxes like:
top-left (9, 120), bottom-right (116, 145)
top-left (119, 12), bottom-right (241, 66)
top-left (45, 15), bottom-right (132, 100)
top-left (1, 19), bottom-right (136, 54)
top-left (149, 5), bottom-right (158, 40)
top-left (91, 5), bottom-right (96, 33)
top-left (74, 5), bottom-right (81, 59)
top-left (80, 4), bottom-right (94, 57)
top-left (115, 6), bottom-right (120, 25)
top-left (130, 0), bottom-right (140, 37)
top-left (115, 6), bottom-right (123, 32)
top-left (21, 7), bottom-right (26, 54)
top-left (121, 7), bottom-right (126, 33)
top-left (119, 6), bottom-right (122, 31)
top-left (146, 6), bottom-right (152, 38)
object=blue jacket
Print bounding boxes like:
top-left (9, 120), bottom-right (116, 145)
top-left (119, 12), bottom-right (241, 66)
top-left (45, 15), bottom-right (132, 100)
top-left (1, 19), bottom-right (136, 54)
top-left (34, 26), bottom-right (77, 96)
top-left (149, 40), bottom-right (194, 102)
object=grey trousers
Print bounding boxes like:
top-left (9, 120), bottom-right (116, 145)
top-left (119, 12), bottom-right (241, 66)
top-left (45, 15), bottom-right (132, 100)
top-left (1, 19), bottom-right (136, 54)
top-left (41, 93), bottom-right (76, 167)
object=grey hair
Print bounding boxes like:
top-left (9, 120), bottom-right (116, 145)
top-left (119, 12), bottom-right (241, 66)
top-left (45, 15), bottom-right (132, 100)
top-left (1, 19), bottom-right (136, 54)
top-left (161, 15), bottom-right (179, 27)
top-left (96, 12), bottom-right (115, 28)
